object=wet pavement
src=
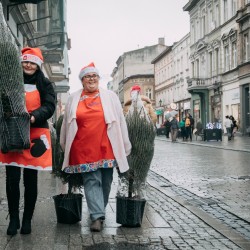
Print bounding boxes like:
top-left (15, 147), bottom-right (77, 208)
top-left (0, 134), bottom-right (249, 249)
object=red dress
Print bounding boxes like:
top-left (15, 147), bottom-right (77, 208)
top-left (64, 90), bottom-right (116, 173)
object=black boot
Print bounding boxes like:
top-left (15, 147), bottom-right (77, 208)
top-left (20, 168), bottom-right (38, 235)
top-left (20, 218), bottom-right (31, 234)
top-left (6, 166), bottom-right (21, 236)
top-left (7, 214), bottom-right (20, 236)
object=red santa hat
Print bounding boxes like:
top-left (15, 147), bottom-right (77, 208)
top-left (79, 62), bottom-right (99, 80)
top-left (20, 47), bottom-right (44, 67)
top-left (131, 85), bottom-right (141, 92)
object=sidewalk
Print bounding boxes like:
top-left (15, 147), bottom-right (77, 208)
top-left (0, 135), bottom-right (250, 249)
top-left (156, 133), bottom-right (250, 153)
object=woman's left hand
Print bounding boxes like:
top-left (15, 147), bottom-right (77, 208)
top-left (30, 115), bottom-right (36, 124)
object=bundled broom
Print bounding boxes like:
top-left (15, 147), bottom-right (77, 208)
top-left (0, 3), bottom-right (30, 153)
top-left (118, 92), bottom-right (155, 199)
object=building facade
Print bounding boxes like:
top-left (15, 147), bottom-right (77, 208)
top-left (152, 33), bottom-right (191, 125)
top-left (184, 0), bottom-right (250, 134)
top-left (0, 0), bottom-right (70, 122)
top-left (111, 39), bottom-right (167, 106)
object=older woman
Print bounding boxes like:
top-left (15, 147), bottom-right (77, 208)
top-left (60, 62), bottom-right (131, 232)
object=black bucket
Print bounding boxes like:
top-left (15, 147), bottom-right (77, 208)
top-left (53, 193), bottom-right (83, 224)
top-left (116, 196), bottom-right (146, 227)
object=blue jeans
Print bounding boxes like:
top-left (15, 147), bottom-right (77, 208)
top-left (82, 168), bottom-right (113, 221)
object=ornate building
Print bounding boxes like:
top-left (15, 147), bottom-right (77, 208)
top-left (184, 0), bottom-right (250, 134)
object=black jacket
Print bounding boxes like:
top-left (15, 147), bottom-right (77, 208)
top-left (24, 70), bottom-right (56, 128)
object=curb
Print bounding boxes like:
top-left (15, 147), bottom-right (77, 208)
top-left (156, 136), bottom-right (250, 153)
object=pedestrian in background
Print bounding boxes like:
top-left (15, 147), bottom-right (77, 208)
top-left (0, 47), bottom-right (56, 235)
top-left (123, 85), bottom-right (157, 124)
top-left (229, 115), bottom-right (238, 138)
top-left (179, 118), bottom-right (186, 141)
top-left (170, 115), bottom-right (179, 142)
top-left (60, 62), bottom-right (131, 232)
top-left (163, 118), bottom-right (171, 139)
top-left (185, 113), bottom-right (192, 141)
top-left (224, 115), bottom-right (233, 141)
top-left (189, 114), bottom-right (195, 134)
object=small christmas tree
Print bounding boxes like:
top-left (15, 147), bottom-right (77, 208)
top-left (117, 93), bottom-right (155, 199)
top-left (0, 3), bottom-right (30, 153)
top-left (52, 115), bottom-right (83, 192)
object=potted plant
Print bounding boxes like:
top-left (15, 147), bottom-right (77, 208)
top-left (116, 98), bottom-right (155, 227)
top-left (52, 114), bottom-right (83, 224)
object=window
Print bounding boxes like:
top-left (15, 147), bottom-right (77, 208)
top-left (208, 8), bottom-right (213, 32)
top-left (196, 21), bottom-right (200, 39)
top-left (224, 0), bottom-right (228, 22)
top-left (224, 45), bottom-right (230, 71)
top-left (232, 0), bottom-right (237, 16)
top-left (215, 48), bottom-right (219, 74)
top-left (215, 4), bottom-right (220, 27)
top-left (201, 15), bottom-right (206, 37)
top-left (146, 88), bottom-right (152, 100)
top-left (243, 33), bottom-right (249, 61)
top-left (196, 59), bottom-right (200, 77)
top-left (181, 56), bottom-right (183, 72)
top-left (191, 23), bottom-right (196, 43)
top-left (191, 62), bottom-right (195, 77)
top-left (37, 1), bottom-right (46, 32)
top-left (209, 52), bottom-right (213, 77)
top-left (231, 42), bottom-right (237, 68)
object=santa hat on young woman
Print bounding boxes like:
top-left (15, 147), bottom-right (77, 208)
top-left (20, 47), bottom-right (44, 67)
top-left (79, 62), bottom-right (99, 80)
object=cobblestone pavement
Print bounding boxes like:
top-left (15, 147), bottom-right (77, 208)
top-left (0, 135), bottom-right (249, 249)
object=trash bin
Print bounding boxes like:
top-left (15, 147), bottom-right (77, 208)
top-left (157, 127), bottom-right (166, 136)
top-left (203, 129), bottom-right (222, 141)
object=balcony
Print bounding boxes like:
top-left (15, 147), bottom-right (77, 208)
top-left (187, 78), bottom-right (209, 90)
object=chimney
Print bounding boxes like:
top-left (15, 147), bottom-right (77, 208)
top-left (158, 37), bottom-right (165, 45)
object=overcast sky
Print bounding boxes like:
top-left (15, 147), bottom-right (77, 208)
top-left (67, 0), bottom-right (190, 93)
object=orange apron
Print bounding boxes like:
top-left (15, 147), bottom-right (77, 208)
top-left (0, 84), bottom-right (52, 170)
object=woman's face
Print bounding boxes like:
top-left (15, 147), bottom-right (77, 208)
top-left (22, 61), bottom-right (38, 75)
top-left (81, 73), bottom-right (100, 92)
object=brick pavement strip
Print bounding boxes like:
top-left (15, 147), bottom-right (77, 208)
top-left (147, 171), bottom-right (250, 249)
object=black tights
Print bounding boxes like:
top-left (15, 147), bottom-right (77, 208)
top-left (6, 166), bottom-right (38, 219)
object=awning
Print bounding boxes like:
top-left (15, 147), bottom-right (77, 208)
top-left (155, 110), bottom-right (163, 115)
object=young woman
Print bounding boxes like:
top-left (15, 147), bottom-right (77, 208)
top-left (0, 47), bottom-right (55, 235)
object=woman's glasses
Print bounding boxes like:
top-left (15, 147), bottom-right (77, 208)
top-left (84, 74), bottom-right (99, 80)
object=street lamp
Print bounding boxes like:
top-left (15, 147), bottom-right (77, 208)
top-left (159, 99), bottom-right (162, 107)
